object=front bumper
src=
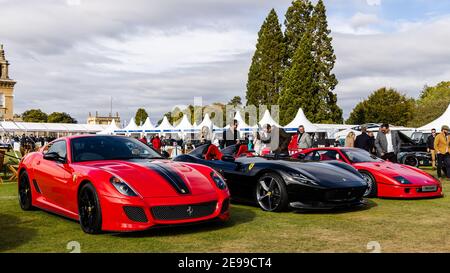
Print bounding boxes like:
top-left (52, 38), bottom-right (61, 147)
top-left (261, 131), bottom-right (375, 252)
top-left (378, 183), bottom-right (443, 199)
top-left (99, 192), bottom-right (230, 232)
top-left (290, 199), bottom-right (367, 210)
top-left (287, 184), bottom-right (368, 210)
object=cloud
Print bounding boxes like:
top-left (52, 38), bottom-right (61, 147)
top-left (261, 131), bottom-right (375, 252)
top-left (332, 16), bottom-right (450, 117)
top-left (366, 0), bottom-right (381, 6)
top-left (1, 0), bottom-right (450, 123)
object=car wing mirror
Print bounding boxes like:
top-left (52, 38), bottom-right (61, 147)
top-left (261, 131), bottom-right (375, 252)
top-left (161, 151), bottom-right (170, 159)
top-left (296, 153), bottom-right (306, 160)
top-left (43, 152), bottom-right (66, 163)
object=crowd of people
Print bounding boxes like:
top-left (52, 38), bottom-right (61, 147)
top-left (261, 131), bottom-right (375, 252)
top-left (0, 133), bottom-right (57, 155)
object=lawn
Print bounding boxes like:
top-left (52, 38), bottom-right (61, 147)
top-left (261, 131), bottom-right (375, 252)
top-left (1, 169), bottom-right (449, 253)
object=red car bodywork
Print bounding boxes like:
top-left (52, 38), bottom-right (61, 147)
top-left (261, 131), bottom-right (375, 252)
top-left (293, 147), bottom-right (443, 199)
top-left (18, 136), bottom-right (230, 232)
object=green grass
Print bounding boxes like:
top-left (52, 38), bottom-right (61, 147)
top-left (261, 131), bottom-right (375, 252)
top-left (1, 169), bottom-right (450, 253)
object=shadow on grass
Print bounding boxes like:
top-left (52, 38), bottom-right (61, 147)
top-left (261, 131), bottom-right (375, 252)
top-left (293, 199), bottom-right (378, 215)
top-left (0, 214), bottom-right (37, 252)
top-left (113, 206), bottom-right (256, 238)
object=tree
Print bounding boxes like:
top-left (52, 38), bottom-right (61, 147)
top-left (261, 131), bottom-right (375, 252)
top-left (409, 82), bottom-right (450, 127)
top-left (284, 0), bottom-right (313, 66)
top-left (278, 30), bottom-right (319, 125)
top-left (346, 88), bottom-right (415, 126)
top-left (22, 109), bottom-right (48, 123)
top-left (134, 108), bottom-right (148, 126)
top-left (229, 96), bottom-right (243, 107)
top-left (47, 112), bottom-right (77, 123)
top-left (246, 9), bottom-right (285, 107)
top-left (310, 0), bottom-right (342, 123)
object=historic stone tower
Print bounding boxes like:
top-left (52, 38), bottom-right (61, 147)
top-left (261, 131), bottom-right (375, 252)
top-left (0, 44), bottom-right (16, 120)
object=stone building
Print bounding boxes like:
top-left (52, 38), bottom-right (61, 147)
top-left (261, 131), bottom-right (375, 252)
top-left (0, 44), bottom-right (16, 121)
top-left (87, 111), bottom-right (121, 125)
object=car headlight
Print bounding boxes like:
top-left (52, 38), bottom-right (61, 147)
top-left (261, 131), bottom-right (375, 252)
top-left (289, 172), bottom-right (319, 186)
top-left (210, 171), bottom-right (227, 190)
top-left (394, 176), bottom-right (412, 185)
top-left (110, 176), bottom-right (138, 196)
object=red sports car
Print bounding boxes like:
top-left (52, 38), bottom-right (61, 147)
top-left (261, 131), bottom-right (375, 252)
top-left (293, 147), bottom-right (443, 199)
top-left (18, 135), bottom-right (230, 234)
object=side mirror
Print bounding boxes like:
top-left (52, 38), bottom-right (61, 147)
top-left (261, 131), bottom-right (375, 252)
top-left (43, 152), bottom-right (66, 163)
top-left (221, 155), bottom-right (235, 162)
top-left (161, 151), bottom-right (170, 159)
top-left (296, 153), bottom-right (306, 160)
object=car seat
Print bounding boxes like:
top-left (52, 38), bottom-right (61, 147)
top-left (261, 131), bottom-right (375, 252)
top-left (204, 144), bottom-right (223, 161)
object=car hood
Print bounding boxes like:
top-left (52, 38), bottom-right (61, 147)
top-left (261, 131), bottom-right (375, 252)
top-left (281, 161), bottom-right (366, 188)
top-left (86, 159), bottom-right (216, 198)
top-left (354, 162), bottom-right (438, 185)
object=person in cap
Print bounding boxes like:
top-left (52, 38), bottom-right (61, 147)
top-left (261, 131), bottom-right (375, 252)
top-left (434, 125), bottom-right (450, 179)
top-left (354, 125), bottom-right (371, 152)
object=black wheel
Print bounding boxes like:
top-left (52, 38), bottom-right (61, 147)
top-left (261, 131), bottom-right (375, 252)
top-left (403, 155), bottom-right (419, 167)
top-left (256, 173), bottom-right (289, 212)
top-left (360, 171), bottom-right (377, 198)
top-left (18, 171), bottom-right (34, 211)
top-left (78, 183), bottom-right (102, 234)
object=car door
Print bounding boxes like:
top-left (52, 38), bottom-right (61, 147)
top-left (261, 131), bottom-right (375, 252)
top-left (33, 140), bottom-right (73, 210)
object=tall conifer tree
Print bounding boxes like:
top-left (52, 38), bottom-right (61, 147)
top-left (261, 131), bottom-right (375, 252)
top-left (246, 9), bottom-right (285, 106)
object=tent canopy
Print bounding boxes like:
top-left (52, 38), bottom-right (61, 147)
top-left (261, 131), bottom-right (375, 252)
top-left (157, 116), bottom-right (179, 132)
top-left (284, 108), bottom-right (319, 133)
top-left (175, 114), bottom-right (195, 132)
top-left (98, 119), bottom-right (120, 135)
top-left (141, 117), bottom-right (159, 133)
top-left (418, 104), bottom-right (450, 132)
top-left (258, 109), bottom-right (280, 128)
top-left (123, 117), bottom-right (142, 133)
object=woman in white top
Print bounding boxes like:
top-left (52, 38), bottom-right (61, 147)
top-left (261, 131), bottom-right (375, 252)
top-left (253, 130), bottom-right (262, 155)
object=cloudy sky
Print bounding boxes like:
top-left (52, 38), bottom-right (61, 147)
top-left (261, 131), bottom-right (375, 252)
top-left (1, 0), bottom-right (450, 124)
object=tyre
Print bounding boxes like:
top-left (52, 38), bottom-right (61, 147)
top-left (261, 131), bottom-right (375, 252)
top-left (255, 173), bottom-right (289, 212)
top-left (359, 171), bottom-right (377, 198)
top-left (403, 155), bottom-right (419, 167)
top-left (78, 183), bottom-right (102, 234)
top-left (18, 171), bottom-right (34, 211)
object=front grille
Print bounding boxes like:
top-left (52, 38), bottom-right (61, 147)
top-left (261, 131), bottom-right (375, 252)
top-left (151, 201), bottom-right (217, 221)
top-left (123, 206), bottom-right (148, 223)
top-left (325, 188), bottom-right (366, 202)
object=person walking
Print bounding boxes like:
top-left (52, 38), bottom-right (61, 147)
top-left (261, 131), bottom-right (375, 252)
top-left (427, 129), bottom-right (437, 170)
top-left (345, 131), bottom-right (356, 148)
top-left (354, 126), bottom-right (371, 152)
top-left (375, 123), bottom-right (401, 163)
top-left (434, 125), bottom-right (450, 179)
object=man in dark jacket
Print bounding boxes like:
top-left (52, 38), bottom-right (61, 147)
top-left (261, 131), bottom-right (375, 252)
top-left (222, 119), bottom-right (239, 148)
top-left (261, 124), bottom-right (291, 156)
top-left (354, 125), bottom-right (371, 152)
top-left (426, 129), bottom-right (437, 170)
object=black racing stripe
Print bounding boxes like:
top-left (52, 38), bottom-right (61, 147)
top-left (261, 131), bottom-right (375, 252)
top-left (145, 163), bottom-right (190, 195)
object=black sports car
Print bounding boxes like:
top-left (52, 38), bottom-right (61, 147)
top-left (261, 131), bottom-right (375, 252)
top-left (174, 144), bottom-right (368, 212)
top-left (398, 131), bottom-right (432, 167)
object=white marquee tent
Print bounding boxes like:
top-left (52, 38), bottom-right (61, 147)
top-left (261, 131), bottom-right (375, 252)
top-left (141, 117), bottom-right (159, 133)
top-left (175, 114), bottom-right (196, 133)
top-left (283, 108), bottom-right (319, 133)
top-left (122, 117), bottom-right (142, 133)
top-left (157, 116), bottom-right (179, 133)
top-left (418, 104), bottom-right (450, 132)
top-left (97, 119), bottom-right (120, 135)
top-left (258, 109), bottom-right (280, 128)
